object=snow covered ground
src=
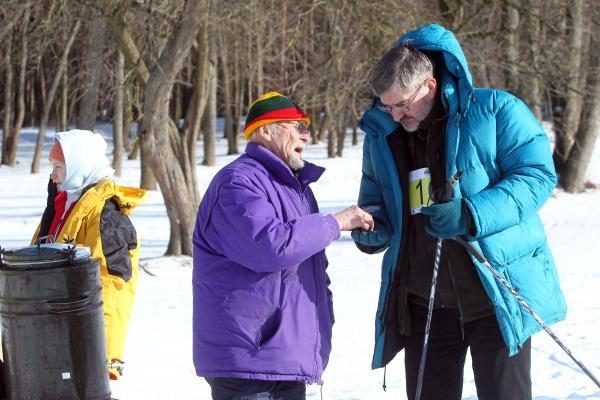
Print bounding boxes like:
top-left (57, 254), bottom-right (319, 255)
top-left (1, 124), bottom-right (599, 399)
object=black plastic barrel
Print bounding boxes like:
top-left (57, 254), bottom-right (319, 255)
top-left (0, 243), bottom-right (110, 400)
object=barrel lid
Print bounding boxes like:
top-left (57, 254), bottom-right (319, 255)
top-left (1, 243), bottom-right (91, 268)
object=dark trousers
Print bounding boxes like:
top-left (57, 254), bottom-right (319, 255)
top-left (404, 303), bottom-right (531, 400)
top-left (205, 377), bottom-right (306, 400)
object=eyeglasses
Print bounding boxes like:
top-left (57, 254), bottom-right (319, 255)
top-left (280, 121), bottom-right (311, 135)
top-left (376, 80), bottom-right (427, 114)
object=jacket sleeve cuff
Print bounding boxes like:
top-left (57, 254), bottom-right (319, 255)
top-left (325, 214), bottom-right (341, 240)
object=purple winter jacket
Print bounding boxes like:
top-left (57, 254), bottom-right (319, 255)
top-left (192, 142), bottom-right (340, 384)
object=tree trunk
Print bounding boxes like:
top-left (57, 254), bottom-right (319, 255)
top-left (173, 80), bottom-right (183, 125)
top-left (279, 0), bottom-right (287, 86)
top-left (202, 1), bottom-right (217, 165)
top-left (3, 8), bottom-right (29, 166)
top-left (31, 20), bottom-right (81, 174)
top-left (501, 0), bottom-right (519, 93)
top-left (553, 0), bottom-right (584, 172)
top-left (59, 66), bottom-right (68, 131)
top-left (113, 51), bottom-right (124, 176)
top-left (317, 111), bottom-right (329, 145)
top-left (232, 39), bottom-right (242, 152)
top-left (106, 0), bottom-right (206, 255)
top-left (122, 83), bottom-right (133, 151)
top-left (139, 137), bottom-right (157, 190)
top-left (256, 7), bottom-right (265, 96)
top-left (128, 136), bottom-right (139, 160)
top-left (183, 23), bottom-right (211, 198)
top-left (2, 30), bottom-right (14, 166)
top-left (203, 64), bottom-right (217, 165)
top-left (559, 31), bottom-right (600, 192)
top-left (27, 76), bottom-right (35, 126)
top-left (326, 105), bottom-right (336, 158)
top-left (335, 118), bottom-right (346, 158)
top-left (218, 27), bottom-right (234, 154)
top-left (38, 64), bottom-right (47, 126)
top-left (77, 10), bottom-right (107, 130)
top-left (522, 0), bottom-right (543, 120)
top-left (309, 107), bottom-right (320, 144)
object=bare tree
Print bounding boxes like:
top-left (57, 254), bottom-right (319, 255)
top-left (2, 29), bottom-right (15, 165)
top-left (501, 0), bottom-right (520, 93)
top-left (77, 8), bottom-right (108, 130)
top-left (553, 0), bottom-right (585, 171)
top-left (113, 51), bottom-right (124, 176)
top-left (199, 0), bottom-right (217, 165)
top-left (521, 0), bottom-right (543, 120)
top-left (2, 0), bottom-right (599, 204)
top-left (182, 25), bottom-right (211, 195)
top-left (217, 15), bottom-right (235, 156)
top-left (558, 17), bottom-right (599, 191)
top-left (31, 20), bottom-right (81, 174)
top-left (104, 0), bottom-right (207, 255)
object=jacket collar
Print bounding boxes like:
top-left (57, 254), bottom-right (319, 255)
top-left (245, 142), bottom-right (325, 191)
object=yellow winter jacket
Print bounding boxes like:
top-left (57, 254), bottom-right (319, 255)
top-left (33, 178), bottom-right (146, 379)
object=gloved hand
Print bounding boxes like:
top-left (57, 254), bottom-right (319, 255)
top-left (46, 177), bottom-right (58, 206)
top-left (421, 198), bottom-right (469, 239)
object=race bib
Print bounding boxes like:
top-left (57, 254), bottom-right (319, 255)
top-left (408, 167), bottom-right (432, 215)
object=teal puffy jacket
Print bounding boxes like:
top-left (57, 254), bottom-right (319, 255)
top-left (352, 24), bottom-right (566, 369)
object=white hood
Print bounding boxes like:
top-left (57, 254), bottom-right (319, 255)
top-left (54, 129), bottom-right (114, 203)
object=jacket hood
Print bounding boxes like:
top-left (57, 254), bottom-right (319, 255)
top-left (397, 24), bottom-right (472, 86)
top-left (396, 23), bottom-right (473, 114)
top-left (360, 24), bottom-right (473, 139)
top-left (54, 129), bottom-right (115, 192)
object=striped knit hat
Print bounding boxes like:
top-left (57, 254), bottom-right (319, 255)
top-left (243, 91), bottom-right (310, 140)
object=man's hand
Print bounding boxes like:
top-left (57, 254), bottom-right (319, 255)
top-left (334, 205), bottom-right (374, 231)
top-left (421, 198), bottom-right (469, 239)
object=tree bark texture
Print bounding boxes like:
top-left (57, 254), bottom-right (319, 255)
top-left (106, 0), bottom-right (206, 255)
top-left (77, 10), bottom-right (108, 130)
top-left (31, 20), bottom-right (81, 174)
top-left (559, 26), bottom-right (600, 192)
top-left (522, 0), bottom-right (543, 120)
top-left (2, 8), bottom-right (30, 166)
top-left (501, 0), bottom-right (519, 93)
top-left (553, 0), bottom-right (585, 171)
top-left (2, 31), bottom-right (14, 166)
top-left (113, 51), bottom-right (124, 176)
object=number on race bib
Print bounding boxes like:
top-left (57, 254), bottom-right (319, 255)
top-left (408, 167), bottom-right (432, 215)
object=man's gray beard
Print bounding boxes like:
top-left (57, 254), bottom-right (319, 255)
top-left (401, 121), bottom-right (419, 132)
top-left (289, 155), bottom-right (305, 171)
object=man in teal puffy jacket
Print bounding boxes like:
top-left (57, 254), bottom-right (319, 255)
top-left (352, 24), bottom-right (566, 400)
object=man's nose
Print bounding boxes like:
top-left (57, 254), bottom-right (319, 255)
top-left (391, 108), bottom-right (406, 122)
top-left (299, 131), bottom-right (310, 142)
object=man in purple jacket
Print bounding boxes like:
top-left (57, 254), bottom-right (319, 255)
top-left (192, 91), bottom-right (373, 400)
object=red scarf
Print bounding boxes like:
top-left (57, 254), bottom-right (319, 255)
top-left (48, 191), bottom-right (78, 241)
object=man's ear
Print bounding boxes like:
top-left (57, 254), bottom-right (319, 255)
top-left (254, 125), bottom-right (271, 142)
top-left (425, 77), bottom-right (437, 98)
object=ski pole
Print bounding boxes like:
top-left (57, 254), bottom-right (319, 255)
top-left (415, 171), bottom-right (462, 400)
top-left (454, 236), bottom-right (600, 390)
top-left (414, 237), bottom-right (442, 400)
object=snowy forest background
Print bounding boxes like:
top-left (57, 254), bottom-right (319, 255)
top-left (1, 1), bottom-right (600, 399)
top-left (1, 0), bottom-right (599, 255)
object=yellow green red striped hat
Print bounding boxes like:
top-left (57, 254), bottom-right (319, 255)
top-left (243, 91), bottom-right (310, 140)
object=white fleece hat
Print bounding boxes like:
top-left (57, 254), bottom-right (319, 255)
top-left (53, 129), bottom-right (115, 192)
